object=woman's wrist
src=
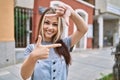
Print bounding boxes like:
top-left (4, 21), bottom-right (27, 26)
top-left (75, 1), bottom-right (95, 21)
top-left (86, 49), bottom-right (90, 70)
top-left (70, 9), bottom-right (76, 19)
top-left (29, 52), bottom-right (38, 63)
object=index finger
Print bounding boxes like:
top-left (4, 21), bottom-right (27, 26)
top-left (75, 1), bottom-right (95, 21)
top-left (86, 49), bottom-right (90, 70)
top-left (45, 14), bottom-right (58, 17)
top-left (45, 43), bottom-right (62, 48)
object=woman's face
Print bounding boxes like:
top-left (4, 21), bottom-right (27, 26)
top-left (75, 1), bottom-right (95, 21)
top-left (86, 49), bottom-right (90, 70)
top-left (43, 16), bottom-right (58, 41)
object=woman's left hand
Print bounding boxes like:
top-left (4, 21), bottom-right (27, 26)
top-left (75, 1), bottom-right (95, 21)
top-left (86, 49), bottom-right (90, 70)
top-left (49, 1), bottom-right (74, 26)
top-left (55, 6), bottom-right (66, 17)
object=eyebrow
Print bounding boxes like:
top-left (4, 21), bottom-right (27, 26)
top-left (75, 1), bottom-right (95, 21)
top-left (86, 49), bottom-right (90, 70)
top-left (45, 14), bottom-right (57, 17)
top-left (44, 18), bottom-right (58, 23)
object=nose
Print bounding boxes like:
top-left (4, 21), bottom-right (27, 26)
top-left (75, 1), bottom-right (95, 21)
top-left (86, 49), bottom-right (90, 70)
top-left (48, 24), bottom-right (54, 29)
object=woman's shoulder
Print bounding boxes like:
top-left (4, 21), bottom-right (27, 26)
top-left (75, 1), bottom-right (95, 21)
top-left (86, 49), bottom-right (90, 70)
top-left (26, 44), bottom-right (35, 50)
top-left (61, 37), bottom-right (71, 50)
top-left (24, 44), bottom-right (35, 56)
top-left (62, 36), bottom-right (71, 44)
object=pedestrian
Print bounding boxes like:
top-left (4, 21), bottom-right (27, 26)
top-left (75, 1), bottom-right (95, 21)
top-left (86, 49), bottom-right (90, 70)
top-left (20, 1), bottom-right (88, 80)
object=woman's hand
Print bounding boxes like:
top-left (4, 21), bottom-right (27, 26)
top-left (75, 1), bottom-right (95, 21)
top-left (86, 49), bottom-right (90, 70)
top-left (54, 1), bottom-right (73, 17)
top-left (30, 35), bottom-right (61, 60)
top-left (55, 6), bottom-right (66, 17)
top-left (53, 1), bottom-right (74, 26)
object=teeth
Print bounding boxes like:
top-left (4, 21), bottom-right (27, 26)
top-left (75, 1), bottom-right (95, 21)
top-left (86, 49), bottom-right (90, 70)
top-left (46, 31), bottom-right (52, 34)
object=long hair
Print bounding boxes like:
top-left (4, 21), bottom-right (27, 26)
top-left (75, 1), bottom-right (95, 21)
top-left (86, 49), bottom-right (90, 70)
top-left (36, 8), bottom-right (63, 43)
top-left (36, 8), bottom-right (71, 65)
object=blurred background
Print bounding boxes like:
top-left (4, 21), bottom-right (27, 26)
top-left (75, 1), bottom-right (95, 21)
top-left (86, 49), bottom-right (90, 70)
top-left (0, 0), bottom-right (120, 79)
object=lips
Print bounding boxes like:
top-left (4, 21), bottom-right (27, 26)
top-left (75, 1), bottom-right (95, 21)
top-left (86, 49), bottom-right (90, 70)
top-left (44, 29), bottom-right (55, 38)
top-left (46, 30), bottom-right (54, 35)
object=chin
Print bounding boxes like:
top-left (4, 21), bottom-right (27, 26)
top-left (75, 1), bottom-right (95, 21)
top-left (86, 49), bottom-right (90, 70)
top-left (44, 33), bottom-right (56, 40)
top-left (44, 35), bottom-right (52, 40)
top-left (45, 34), bottom-right (55, 38)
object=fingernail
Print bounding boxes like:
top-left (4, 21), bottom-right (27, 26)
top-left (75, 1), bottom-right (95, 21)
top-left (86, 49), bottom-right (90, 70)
top-left (59, 44), bottom-right (62, 46)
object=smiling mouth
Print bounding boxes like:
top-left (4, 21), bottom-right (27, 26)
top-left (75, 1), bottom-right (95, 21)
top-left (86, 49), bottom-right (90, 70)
top-left (46, 30), bottom-right (54, 35)
top-left (47, 31), bottom-right (52, 34)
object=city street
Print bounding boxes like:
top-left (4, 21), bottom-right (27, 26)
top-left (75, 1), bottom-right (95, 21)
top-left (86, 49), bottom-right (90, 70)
top-left (68, 47), bottom-right (114, 80)
top-left (0, 47), bottom-right (114, 80)
top-left (1, 0), bottom-right (120, 80)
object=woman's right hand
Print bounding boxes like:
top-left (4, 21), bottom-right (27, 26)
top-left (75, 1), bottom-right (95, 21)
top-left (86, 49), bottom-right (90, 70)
top-left (30, 35), bottom-right (61, 60)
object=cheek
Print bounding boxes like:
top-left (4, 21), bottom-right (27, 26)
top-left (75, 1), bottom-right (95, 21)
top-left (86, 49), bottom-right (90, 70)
top-left (54, 27), bottom-right (58, 33)
top-left (43, 25), bottom-right (48, 30)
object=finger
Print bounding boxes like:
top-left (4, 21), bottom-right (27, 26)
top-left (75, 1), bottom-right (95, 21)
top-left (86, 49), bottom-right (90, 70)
top-left (45, 43), bottom-right (62, 48)
top-left (57, 6), bottom-right (66, 11)
top-left (45, 14), bottom-right (58, 17)
top-left (56, 10), bottom-right (64, 16)
top-left (36, 35), bottom-right (42, 46)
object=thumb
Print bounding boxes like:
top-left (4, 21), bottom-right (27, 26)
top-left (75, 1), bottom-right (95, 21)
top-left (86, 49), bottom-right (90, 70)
top-left (36, 35), bottom-right (42, 46)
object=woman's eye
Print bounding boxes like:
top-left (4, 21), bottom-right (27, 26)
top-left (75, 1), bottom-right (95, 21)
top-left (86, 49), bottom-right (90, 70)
top-left (53, 23), bottom-right (58, 27)
top-left (44, 21), bottom-right (50, 25)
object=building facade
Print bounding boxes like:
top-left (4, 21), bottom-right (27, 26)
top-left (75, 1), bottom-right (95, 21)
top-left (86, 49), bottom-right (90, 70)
top-left (93, 0), bottom-right (120, 48)
top-left (0, 0), bottom-right (15, 68)
top-left (0, 0), bottom-right (94, 67)
top-left (0, 0), bottom-right (34, 67)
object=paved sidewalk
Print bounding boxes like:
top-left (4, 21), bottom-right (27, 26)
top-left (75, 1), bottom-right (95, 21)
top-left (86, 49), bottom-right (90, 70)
top-left (0, 63), bottom-right (22, 80)
top-left (0, 47), bottom-right (114, 80)
top-left (68, 48), bottom-right (114, 80)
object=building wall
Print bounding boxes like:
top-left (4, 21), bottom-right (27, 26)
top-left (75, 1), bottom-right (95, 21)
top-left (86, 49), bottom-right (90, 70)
top-left (0, 0), bottom-right (15, 68)
top-left (104, 20), bottom-right (119, 46)
top-left (108, 0), bottom-right (120, 8)
top-left (0, 0), bottom-right (14, 41)
top-left (15, 0), bottom-right (34, 8)
top-left (94, 0), bottom-right (120, 48)
top-left (95, 0), bottom-right (107, 13)
top-left (95, 0), bottom-right (120, 14)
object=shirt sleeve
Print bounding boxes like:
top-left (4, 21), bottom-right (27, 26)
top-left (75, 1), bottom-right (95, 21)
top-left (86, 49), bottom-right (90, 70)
top-left (62, 37), bottom-right (71, 51)
top-left (24, 44), bottom-right (34, 58)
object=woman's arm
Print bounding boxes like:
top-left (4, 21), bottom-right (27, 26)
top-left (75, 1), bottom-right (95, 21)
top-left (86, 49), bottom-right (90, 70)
top-left (70, 9), bottom-right (88, 47)
top-left (21, 46), bottom-right (50, 80)
top-left (21, 53), bottom-right (37, 80)
top-left (54, 1), bottom-right (88, 47)
top-left (20, 35), bottom-right (61, 80)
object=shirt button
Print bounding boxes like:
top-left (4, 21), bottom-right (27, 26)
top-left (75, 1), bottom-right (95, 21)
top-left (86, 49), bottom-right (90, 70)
top-left (53, 69), bottom-right (56, 72)
top-left (53, 61), bottom-right (56, 65)
top-left (53, 77), bottom-right (55, 79)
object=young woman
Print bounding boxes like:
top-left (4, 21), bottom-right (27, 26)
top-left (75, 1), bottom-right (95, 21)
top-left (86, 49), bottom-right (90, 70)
top-left (21, 1), bottom-right (88, 80)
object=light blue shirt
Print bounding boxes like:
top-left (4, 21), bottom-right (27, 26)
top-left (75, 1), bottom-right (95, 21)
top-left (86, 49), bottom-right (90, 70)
top-left (24, 37), bottom-right (71, 80)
